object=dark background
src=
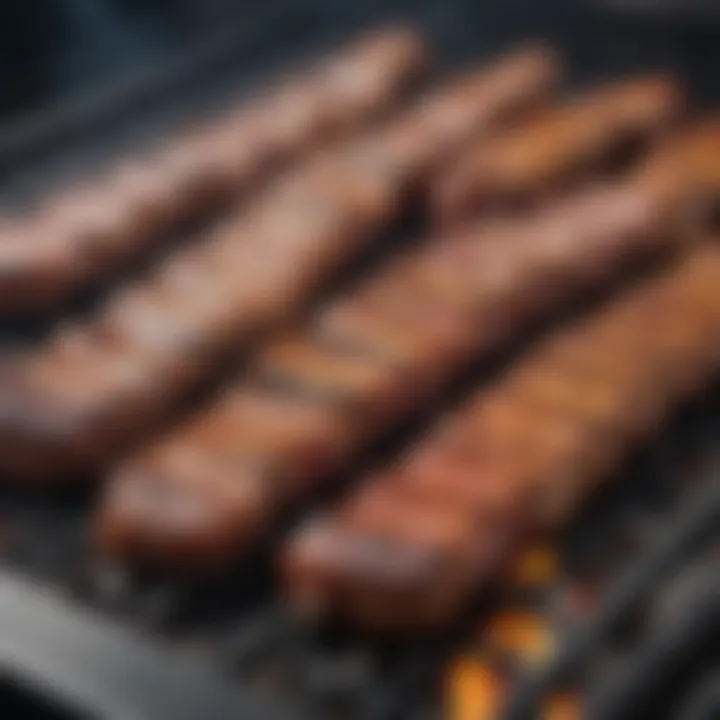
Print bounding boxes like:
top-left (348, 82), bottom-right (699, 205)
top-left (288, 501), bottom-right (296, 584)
top-left (0, 0), bottom-right (718, 127)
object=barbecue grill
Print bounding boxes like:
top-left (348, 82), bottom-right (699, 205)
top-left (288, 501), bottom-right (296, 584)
top-left (0, 1), bottom-right (719, 718)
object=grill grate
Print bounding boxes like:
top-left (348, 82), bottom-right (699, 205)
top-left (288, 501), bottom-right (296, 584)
top-left (2, 394), bottom-right (718, 719)
top-left (446, 390), bottom-right (720, 720)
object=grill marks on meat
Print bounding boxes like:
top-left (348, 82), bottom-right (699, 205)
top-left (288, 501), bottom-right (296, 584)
top-left (432, 75), bottom-right (684, 225)
top-left (0, 27), bottom-right (428, 313)
top-left (282, 247), bottom-right (720, 631)
top-left (0, 45), bottom-right (560, 481)
top-left (95, 147), bottom-right (704, 568)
